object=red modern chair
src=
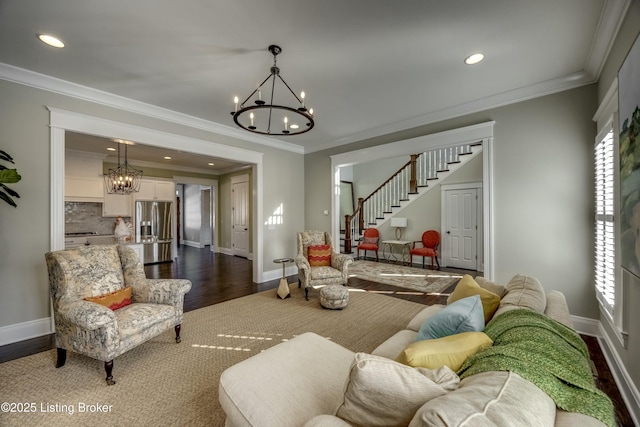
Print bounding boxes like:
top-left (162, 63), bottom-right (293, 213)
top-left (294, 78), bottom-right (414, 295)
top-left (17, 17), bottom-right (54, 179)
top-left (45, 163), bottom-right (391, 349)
top-left (410, 230), bottom-right (440, 269)
top-left (357, 228), bottom-right (380, 261)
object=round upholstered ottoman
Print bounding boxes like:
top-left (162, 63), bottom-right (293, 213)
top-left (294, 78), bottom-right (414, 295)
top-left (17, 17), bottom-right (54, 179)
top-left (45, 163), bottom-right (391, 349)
top-left (320, 285), bottom-right (349, 309)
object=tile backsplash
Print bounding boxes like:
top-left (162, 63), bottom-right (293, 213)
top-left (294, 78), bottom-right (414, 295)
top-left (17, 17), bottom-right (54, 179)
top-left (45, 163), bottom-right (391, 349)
top-left (65, 202), bottom-right (132, 235)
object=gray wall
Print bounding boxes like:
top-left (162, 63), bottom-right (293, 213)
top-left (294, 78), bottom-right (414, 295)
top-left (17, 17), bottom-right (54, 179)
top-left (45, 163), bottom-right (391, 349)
top-left (352, 155), bottom-right (408, 201)
top-left (305, 84), bottom-right (597, 319)
top-left (0, 78), bottom-right (304, 331)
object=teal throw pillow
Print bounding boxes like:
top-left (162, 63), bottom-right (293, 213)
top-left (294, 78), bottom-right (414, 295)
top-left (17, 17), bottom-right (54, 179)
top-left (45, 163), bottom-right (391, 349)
top-left (416, 295), bottom-right (484, 341)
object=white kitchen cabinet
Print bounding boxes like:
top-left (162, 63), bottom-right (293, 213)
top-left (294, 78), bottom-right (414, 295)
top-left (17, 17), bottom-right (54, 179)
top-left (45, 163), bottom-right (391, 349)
top-left (135, 179), bottom-right (175, 201)
top-left (65, 150), bottom-right (105, 201)
top-left (65, 177), bottom-right (104, 201)
top-left (103, 192), bottom-right (133, 217)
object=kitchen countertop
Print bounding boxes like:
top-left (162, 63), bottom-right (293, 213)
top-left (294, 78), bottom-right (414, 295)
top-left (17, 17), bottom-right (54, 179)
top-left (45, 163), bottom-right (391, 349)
top-left (64, 234), bottom-right (144, 246)
top-left (135, 238), bottom-right (172, 244)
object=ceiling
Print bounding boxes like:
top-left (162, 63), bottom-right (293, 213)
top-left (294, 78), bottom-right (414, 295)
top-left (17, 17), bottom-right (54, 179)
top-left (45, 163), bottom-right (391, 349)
top-left (65, 131), bottom-right (246, 174)
top-left (0, 0), bottom-right (630, 168)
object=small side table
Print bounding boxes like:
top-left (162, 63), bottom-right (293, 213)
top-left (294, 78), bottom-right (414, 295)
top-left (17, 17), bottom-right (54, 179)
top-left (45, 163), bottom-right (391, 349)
top-left (381, 240), bottom-right (412, 266)
top-left (273, 258), bottom-right (294, 299)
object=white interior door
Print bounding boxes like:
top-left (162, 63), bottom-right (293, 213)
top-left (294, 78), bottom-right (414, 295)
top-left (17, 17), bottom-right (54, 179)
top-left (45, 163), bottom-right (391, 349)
top-left (443, 187), bottom-right (477, 270)
top-left (232, 176), bottom-right (249, 258)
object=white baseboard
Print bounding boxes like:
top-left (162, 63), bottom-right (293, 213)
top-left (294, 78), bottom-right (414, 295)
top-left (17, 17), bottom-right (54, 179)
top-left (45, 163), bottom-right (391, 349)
top-left (263, 265), bottom-right (298, 283)
top-left (598, 324), bottom-right (640, 426)
top-left (182, 240), bottom-right (203, 248)
top-left (216, 246), bottom-right (254, 261)
top-left (0, 317), bottom-right (53, 346)
top-left (217, 246), bottom-right (233, 256)
top-left (571, 314), bottom-right (640, 425)
top-left (571, 314), bottom-right (602, 337)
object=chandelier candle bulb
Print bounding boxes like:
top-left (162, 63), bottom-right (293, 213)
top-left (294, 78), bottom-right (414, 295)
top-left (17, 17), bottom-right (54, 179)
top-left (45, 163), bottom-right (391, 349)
top-left (234, 96), bottom-right (239, 112)
top-left (249, 112), bottom-right (255, 129)
top-left (301, 91), bottom-right (305, 107)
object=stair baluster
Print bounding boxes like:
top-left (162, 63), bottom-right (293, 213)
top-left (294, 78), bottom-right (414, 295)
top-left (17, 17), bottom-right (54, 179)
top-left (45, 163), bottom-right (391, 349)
top-left (343, 142), bottom-right (481, 253)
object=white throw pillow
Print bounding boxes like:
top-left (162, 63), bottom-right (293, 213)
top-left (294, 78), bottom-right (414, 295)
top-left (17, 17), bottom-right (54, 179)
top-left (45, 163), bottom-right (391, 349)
top-left (498, 274), bottom-right (546, 313)
top-left (336, 353), bottom-right (459, 427)
top-left (408, 371), bottom-right (556, 427)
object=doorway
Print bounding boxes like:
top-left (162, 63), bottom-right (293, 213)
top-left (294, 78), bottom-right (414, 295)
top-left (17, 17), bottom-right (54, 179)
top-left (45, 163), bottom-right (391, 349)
top-left (176, 179), bottom-right (217, 251)
top-left (330, 121), bottom-right (494, 279)
top-left (231, 174), bottom-right (250, 258)
top-left (49, 108), bottom-right (266, 283)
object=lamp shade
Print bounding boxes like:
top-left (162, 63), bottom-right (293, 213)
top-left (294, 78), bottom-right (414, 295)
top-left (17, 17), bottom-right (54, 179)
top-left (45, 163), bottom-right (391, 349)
top-left (390, 217), bottom-right (407, 228)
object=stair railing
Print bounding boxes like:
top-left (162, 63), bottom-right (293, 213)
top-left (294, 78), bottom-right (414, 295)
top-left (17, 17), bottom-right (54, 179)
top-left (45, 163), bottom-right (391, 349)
top-left (344, 143), bottom-right (476, 253)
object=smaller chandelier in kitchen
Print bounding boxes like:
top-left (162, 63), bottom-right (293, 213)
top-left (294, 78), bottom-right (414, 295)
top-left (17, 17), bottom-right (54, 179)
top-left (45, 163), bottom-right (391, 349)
top-left (231, 44), bottom-right (314, 136)
top-left (104, 141), bottom-right (143, 195)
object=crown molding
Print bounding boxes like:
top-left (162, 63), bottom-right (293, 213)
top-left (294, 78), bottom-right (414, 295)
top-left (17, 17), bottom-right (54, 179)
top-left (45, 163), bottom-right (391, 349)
top-left (0, 62), bottom-right (304, 155)
top-left (584, 0), bottom-right (632, 80)
top-left (306, 71), bottom-right (593, 154)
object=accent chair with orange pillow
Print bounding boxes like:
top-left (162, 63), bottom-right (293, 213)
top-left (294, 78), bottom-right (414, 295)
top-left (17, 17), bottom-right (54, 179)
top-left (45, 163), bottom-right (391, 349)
top-left (45, 245), bottom-right (192, 385)
top-left (294, 230), bottom-right (353, 301)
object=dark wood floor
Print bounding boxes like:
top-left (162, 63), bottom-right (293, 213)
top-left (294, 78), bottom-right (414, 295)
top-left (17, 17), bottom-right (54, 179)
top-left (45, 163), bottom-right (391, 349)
top-left (0, 246), bottom-right (633, 425)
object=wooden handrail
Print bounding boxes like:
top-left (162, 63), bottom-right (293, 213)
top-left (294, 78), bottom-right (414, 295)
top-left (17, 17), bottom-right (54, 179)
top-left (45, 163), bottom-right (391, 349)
top-left (362, 159), bottom-right (412, 204)
top-left (344, 154), bottom-right (421, 253)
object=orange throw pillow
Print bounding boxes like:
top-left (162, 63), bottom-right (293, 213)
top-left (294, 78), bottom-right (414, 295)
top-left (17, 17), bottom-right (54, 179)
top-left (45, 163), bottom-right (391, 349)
top-left (85, 287), bottom-right (132, 311)
top-left (308, 244), bottom-right (332, 267)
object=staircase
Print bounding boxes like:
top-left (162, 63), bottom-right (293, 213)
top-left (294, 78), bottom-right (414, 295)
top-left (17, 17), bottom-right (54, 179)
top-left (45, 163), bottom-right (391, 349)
top-left (342, 142), bottom-right (482, 254)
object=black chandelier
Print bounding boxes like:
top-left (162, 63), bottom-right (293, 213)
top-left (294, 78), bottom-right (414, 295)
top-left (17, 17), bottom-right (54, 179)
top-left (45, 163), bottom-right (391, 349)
top-left (231, 45), bottom-right (314, 136)
top-left (104, 141), bottom-right (143, 195)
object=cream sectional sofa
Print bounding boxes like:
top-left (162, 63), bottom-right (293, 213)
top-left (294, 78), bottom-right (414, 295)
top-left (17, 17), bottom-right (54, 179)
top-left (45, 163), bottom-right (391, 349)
top-left (219, 275), bottom-right (614, 427)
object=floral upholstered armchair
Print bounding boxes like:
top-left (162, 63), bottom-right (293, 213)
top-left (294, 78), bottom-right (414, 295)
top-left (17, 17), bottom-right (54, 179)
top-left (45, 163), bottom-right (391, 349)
top-left (45, 245), bottom-right (192, 385)
top-left (294, 230), bottom-right (353, 300)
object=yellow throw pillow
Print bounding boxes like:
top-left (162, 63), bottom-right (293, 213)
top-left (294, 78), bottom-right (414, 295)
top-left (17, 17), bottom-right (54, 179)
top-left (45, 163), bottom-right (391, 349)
top-left (85, 287), bottom-right (132, 311)
top-left (449, 275), bottom-right (501, 324)
top-left (396, 332), bottom-right (493, 371)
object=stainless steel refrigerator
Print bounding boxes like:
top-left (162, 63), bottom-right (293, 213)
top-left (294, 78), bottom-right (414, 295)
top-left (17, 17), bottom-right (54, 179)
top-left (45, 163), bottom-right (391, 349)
top-left (135, 201), bottom-right (173, 264)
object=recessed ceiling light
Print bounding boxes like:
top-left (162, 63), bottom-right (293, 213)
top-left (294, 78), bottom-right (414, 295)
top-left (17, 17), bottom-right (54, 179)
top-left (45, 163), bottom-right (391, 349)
top-left (464, 53), bottom-right (484, 65)
top-left (107, 147), bottom-right (116, 152)
top-left (37, 34), bottom-right (65, 48)
top-left (164, 156), bottom-right (172, 160)
top-left (290, 124), bottom-right (300, 130)
top-left (208, 162), bottom-right (215, 166)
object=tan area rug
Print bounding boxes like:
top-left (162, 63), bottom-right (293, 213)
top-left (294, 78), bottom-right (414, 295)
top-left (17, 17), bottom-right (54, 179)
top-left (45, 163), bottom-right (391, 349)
top-left (0, 288), bottom-right (426, 427)
top-left (349, 260), bottom-right (462, 294)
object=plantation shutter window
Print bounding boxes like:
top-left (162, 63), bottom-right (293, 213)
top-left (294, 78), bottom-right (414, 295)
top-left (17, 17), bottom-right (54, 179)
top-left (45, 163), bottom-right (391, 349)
top-left (594, 127), bottom-right (615, 316)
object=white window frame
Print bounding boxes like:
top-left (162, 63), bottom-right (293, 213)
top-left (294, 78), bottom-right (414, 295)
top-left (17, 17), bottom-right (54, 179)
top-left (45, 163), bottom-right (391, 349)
top-left (592, 78), bottom-right (628, 348)
top-left (594, 124), bottom-right (615, 316)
